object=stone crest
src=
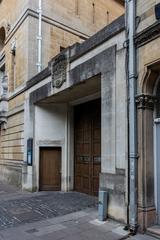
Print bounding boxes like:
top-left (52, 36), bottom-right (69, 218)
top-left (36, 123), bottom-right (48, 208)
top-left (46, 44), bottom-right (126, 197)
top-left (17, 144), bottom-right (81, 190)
top-left (51, 54), bottom-right (67, 88)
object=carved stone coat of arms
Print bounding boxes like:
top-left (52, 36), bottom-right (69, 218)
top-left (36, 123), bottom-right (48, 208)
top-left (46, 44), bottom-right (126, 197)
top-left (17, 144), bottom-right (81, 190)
top-left (51, 55), bottom-right (67, 88)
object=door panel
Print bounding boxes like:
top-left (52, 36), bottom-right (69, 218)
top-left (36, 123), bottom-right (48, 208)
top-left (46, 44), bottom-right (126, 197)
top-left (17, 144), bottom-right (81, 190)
top-left (39, 147), bottom-right (61, 191)
top-left (74, 99), bottom-right (101, 196)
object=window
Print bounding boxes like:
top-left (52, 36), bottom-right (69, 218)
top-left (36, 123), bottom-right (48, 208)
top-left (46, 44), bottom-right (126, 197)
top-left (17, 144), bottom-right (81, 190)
top-left (75, 0), bottom-right (79, 15)
top-left (10, 39), bottom-right (16, 91)
top-left (11, 53), bottom-right (16, 91)
top-left (0, 27), bottom-right (5, 52)
top-left (92, 3), bottom-right (95, 24)
top-left (107, 11), bottom-right (110, 25)
top-left (60, 46), bottom-right (65, 52)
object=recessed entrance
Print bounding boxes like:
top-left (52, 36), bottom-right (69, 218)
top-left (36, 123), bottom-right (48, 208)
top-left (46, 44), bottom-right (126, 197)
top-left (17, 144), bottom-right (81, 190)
top-left (74, 98), bottom-right (101, 196)
top-left (39, 147), bottom-right (61, 191)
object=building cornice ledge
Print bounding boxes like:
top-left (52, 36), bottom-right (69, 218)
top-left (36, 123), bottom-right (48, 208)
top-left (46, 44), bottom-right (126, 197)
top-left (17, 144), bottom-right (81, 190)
top-left (135, 20), bottom-right (160, 48)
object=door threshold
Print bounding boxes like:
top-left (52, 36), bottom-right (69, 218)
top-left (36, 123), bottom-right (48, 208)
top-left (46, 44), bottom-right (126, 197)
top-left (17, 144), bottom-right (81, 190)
top-left (147, 225), bottom-right (160, 239)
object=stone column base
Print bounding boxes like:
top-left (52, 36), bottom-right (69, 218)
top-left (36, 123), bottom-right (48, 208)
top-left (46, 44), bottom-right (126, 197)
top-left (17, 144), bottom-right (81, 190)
top-left (22, 163), bottom-right (37, 192)
top-left (138, 206), bottom-right (156, 232)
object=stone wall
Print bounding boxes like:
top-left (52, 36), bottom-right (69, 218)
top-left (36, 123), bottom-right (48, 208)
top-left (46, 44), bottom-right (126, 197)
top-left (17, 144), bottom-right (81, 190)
top-left (0, 0), bottom-right (125, 94)
top-left (0, 110), bottom-right (24, 186)
top-left (0, 0), bottom-right (124, 91)
top-left (0, 0), bottom-right (28, 29)
top-left (27, 16), bottom-right (81, 80)
top-left (24, 16), bottom-right (127, 221)
top-left (136, 0), bottom-right (160, 231)
top-left (137, 0), bottom-right (160, 33)
top-left (30, 0), bottom-right (124, 36)
top-left (0, 1), bottom-right (124, 186)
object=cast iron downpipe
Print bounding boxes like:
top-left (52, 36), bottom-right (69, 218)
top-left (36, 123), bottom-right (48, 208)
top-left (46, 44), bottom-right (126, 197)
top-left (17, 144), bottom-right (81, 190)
top-left (126, 0), bottom-right (138, 234)
top-left (37, 0), bottom-right (42, 72)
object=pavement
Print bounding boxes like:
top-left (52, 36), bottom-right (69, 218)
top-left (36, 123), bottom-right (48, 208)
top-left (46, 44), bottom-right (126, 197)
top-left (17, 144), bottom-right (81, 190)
top-left (0, 182), bottom-right (159, 240)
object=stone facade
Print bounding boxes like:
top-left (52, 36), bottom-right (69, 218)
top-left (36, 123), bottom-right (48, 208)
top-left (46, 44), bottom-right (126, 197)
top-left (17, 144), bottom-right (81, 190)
top-left (22, 15), bottom-right (127, 222)
top-left (5, 0), bottom-right (159, 233)
top-left (0, 1), bottom-right (124, 186)
top-left (135, 0), bottom-right (160, 232)
top-left (4, 0), bottom-right (160, 233)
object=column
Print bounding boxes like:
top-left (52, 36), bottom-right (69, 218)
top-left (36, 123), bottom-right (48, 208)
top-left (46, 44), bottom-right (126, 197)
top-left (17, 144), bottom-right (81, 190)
top-left (136, 94), bottom-right (157, 230)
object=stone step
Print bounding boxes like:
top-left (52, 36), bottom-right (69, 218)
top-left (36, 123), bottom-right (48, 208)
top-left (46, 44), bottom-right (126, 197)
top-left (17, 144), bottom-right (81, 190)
top-left (147, 225), bottom-right (160, 239)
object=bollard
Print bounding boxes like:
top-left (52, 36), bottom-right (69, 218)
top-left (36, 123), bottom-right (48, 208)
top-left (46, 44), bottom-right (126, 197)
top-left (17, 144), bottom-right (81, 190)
top-left (98, 190), bottom-right (108, 221)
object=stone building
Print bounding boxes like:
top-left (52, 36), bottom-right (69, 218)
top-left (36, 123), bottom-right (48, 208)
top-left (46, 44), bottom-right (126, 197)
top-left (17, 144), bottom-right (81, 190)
top-left (0, 0), bottom-right (124, 186)
top-left (23, 15), bottom-right (127, 223)
top-left (0, 0), bottom-right (127, 224)
top-left (135, 0), bottom-right (160, 233)
top-left (2, 0), bottom-right (160, 235)
top-left (1, 0), bottom-right (159, 235)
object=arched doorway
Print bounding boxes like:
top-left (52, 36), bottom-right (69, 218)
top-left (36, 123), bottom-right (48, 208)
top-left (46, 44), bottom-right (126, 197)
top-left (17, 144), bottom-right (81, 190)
top-left (154, 76), bottom-right (160, 225)
top-left (136, 61), bottom-right (160, 231)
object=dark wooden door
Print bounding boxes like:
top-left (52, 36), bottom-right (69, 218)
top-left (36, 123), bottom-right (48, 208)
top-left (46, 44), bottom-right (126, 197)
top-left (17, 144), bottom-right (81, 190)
top-left (39, 147), bottom-right (61, 191)
top-left (74, 99), bottom-right (101, 196)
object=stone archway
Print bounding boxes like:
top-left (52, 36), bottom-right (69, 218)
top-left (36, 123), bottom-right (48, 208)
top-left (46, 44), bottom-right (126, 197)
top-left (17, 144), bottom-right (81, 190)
top-left (136, 60), bottom-right (160, 231)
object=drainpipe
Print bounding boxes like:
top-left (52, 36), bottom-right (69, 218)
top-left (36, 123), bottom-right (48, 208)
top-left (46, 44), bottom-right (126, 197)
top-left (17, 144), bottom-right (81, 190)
top-left (127, 0), bottom-right (138, 233)
top-left (37, 0), bottom-right (42, 73)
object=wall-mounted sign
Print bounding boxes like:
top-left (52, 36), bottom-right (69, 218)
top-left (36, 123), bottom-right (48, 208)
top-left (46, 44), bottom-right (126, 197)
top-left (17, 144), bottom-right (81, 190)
top-left (51, 54), bottom-right (67, 88)
top-left (27, 138), bottom-right (33, 166)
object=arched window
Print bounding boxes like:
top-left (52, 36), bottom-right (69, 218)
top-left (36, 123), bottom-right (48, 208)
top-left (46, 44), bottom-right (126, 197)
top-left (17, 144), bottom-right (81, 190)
top-left (0, 27), bottom-right (5, 51)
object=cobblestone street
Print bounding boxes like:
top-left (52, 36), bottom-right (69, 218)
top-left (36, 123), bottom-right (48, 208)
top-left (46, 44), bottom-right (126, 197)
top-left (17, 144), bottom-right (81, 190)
top-left (0, 182), bottom-right (158, 240)
top-left (0, 182), bottom-right (97, 230)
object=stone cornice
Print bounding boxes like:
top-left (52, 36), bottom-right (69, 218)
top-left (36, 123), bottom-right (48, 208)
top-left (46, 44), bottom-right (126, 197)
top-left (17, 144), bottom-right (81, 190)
top-left (136, 94), bottom-right (157, 110)
top-left (70, 15), bottom-right (125, 62)
top-left (5, 8), bottom-right (89, 45)
top-left (135, 21), bottom-right (160, 48)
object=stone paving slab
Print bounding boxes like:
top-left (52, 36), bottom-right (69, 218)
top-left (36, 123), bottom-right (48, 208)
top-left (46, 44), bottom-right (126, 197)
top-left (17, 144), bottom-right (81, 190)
top-left (0, 209), bottom-right (129, 240)
top-left (129, 234), bottom-right (159, 240)
top-left (0, 191), bottom-right (97, 230)
top-left (0, 206), bottom-right (158, 240)
top-left (0, 182), bottom-right (159, 240)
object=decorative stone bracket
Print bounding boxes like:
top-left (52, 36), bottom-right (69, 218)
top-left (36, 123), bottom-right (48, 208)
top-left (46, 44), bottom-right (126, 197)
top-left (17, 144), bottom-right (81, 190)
top-left (136, 94), bottom-right (157, 110)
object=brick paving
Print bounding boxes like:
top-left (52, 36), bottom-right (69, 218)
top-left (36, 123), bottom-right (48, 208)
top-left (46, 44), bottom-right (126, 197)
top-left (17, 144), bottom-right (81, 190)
top-left (0, 190), bottom-right (97, 230)
top-left (0, 208), bottom-right (129, 240)
top-left (0, 182), bottom-right (158, 240)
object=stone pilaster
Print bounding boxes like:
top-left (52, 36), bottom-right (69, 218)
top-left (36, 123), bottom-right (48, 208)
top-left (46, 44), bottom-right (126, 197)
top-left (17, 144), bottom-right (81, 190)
top-left (136, 94), bottom-right (157, 231)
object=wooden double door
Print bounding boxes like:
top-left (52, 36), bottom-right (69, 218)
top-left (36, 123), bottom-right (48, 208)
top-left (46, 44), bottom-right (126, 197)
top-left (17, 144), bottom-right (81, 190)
top-left (39, 147), bottom-right (61, 191)
top-left (74, 99), bottom-right (101, 196)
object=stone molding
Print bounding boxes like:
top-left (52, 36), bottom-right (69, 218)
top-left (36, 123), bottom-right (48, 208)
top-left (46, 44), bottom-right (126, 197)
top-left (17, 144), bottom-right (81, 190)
top-left (70, 15), bottom-right (124, 61)
top-left (135, 21), bottom-right (160, 48)
top-left (136, 94), bottom-right (157, 110)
